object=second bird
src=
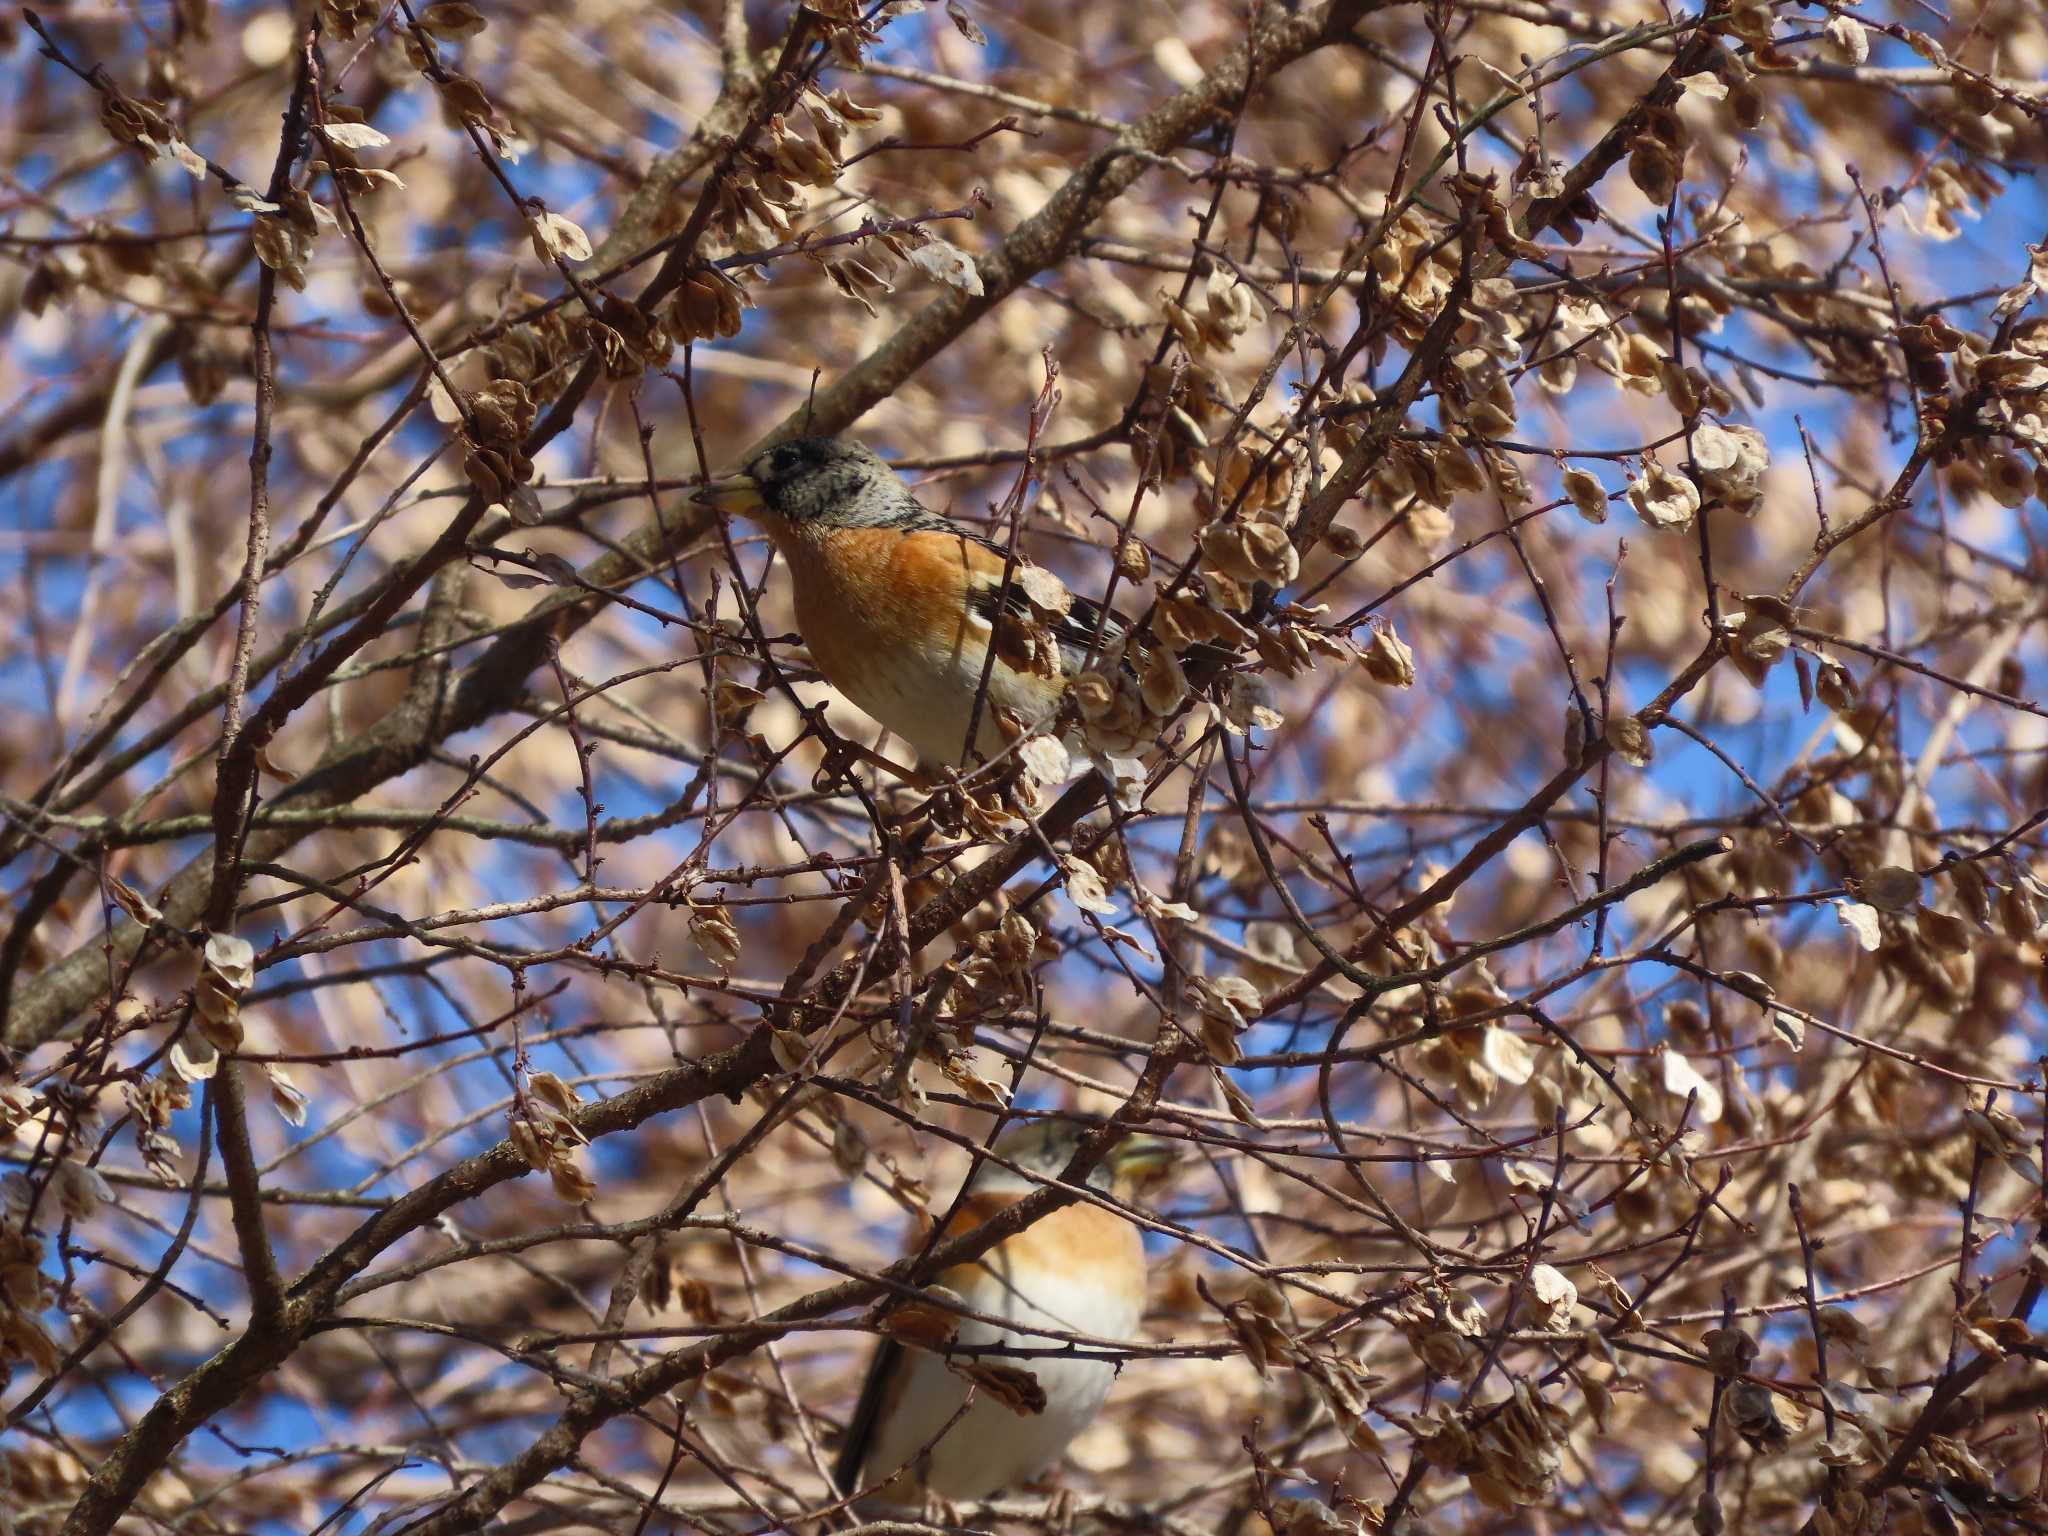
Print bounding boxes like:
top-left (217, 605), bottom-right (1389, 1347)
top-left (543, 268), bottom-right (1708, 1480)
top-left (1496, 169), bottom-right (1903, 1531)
top-left (834, 1121), bottom-right (1168, 1503)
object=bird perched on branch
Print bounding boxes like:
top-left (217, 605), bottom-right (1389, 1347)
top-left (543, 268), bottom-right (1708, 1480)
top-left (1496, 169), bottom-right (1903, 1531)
top-left (694, 436), bottom-right (1142, 774)
top-left (833, 1120), bottom-right (1170, 1505)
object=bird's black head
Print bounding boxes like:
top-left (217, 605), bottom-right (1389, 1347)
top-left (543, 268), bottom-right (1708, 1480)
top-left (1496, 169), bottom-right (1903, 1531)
top-left (742, 436), bottom-right (907, 526)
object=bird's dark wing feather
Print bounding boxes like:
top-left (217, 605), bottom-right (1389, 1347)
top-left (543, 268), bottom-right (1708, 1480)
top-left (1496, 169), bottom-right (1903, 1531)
top-left (1053, 591), bottom-right (1131, 670)
top-left (833, 1336), bottom-right (902, 1498)
top-left (965, 570), bottom-right (1131, 673)
top-left (955, 522), bottom-right (1239, 679)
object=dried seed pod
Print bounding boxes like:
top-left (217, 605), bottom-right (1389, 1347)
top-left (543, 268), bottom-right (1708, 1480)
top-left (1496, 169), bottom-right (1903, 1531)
top-left (1360, 625), bottom-right (1416, 688)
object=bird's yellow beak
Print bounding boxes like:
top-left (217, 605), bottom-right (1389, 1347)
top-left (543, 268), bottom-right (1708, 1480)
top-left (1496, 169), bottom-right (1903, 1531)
top-left (1106, 1134), bottom-right (1177, 1186)
top-left (692, 472), bottom-right (765, 516)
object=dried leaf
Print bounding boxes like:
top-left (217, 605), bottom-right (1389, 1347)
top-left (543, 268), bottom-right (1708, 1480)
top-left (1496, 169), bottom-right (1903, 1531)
top-left (203, 931), bottom-right (256, 990)
top-left (1858, 866), bottom-right (1921, 912)
top-left (1011, 562), bottom-right (1071, 617)
top-left (1017, 733), bottom-right (1071, 785)
top-left (1213, 1067), bottom-right (1263, 1127)
top-left (53, 1160), bottom-right (114, 1219)
top-left (1526, 1264), bottom-right (1576, 1329)
top-left (1361, 626), bottom-right (1416, 687)
top-left (418, 0), bottom-right (487, 38)
top-left (690, 902), bottom-right (742, 971)
top-left (1816, 659), bottom-right (1857, 714)
top-left (1769, 1009), bottom-right (1806, 1052)
top-left (950, 1359), bottom-right (1046, 1415)
top-left (1561, 468), bottom-right (1609, 523)
top-left (1833, 900), bottom-right (1882, 951)
top-left (1661, 1049), bottom-right (1724, 1125)
top-left (1702, 1324), bottom-right (1758, 1376)
top-left (2001, 879), bottom-right (2041, 940)
top-left (170, 1036), bottom-right (219, 1082)
top-left (1060, 857), bottom-right (1117, 916)
top-left (106, 875), bottom-right (163, 928)
top-left (1606, 712), bottom-right (1654, 767)
top-left (527, 1070), bottom-right (582, 1116)
top-left (549, 1152), bottom-right (597, 1204)
top-left (266, 1065), bottom-right (307, 1126)
top-left (881, 1289), bottom-right (962, 1351)
top-left (1627, 461), bottom-right (1700, 531)
top-left (1915, 904), bottom-right (1972, 954)
top-left (1480, 1026), bottom-right (1534, 1087)
top-left (1223, 673), bottom-right (1282, 733)
top-left (945, 0), bottom-right (987, 45)
top-left (1822, 14), bottom-right (1868, 65)
top-left (530, 209), bottom-right (593, 265)
top-left (939, 1049), bottom-right (1011, 1107)
top-left (319, 120), bottom-right (390, 150)
top-left (907, 238), bottom-right (983, 295)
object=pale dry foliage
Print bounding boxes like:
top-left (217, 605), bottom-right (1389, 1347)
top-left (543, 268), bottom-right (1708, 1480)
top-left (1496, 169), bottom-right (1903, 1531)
top-left (3, 0), bottom-right (2048, 1532)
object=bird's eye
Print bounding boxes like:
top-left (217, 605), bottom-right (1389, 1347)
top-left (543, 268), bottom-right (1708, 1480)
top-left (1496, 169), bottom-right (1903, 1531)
top-left (768, 446), bottom-right (800, 477)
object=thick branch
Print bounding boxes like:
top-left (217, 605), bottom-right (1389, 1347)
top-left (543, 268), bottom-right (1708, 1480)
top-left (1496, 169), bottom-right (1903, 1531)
top-left (4, 0), bottom-right (1378, 1052)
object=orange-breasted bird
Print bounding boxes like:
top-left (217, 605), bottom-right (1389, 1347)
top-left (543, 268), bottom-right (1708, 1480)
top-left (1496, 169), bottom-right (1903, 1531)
top-left (834, 1120), bottom-right (1170, 1504)
top-left (694, 437), bottom-right (1133, 771)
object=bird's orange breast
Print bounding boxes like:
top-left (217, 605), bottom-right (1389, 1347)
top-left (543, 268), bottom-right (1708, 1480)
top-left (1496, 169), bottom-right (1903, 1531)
top-left (937, 1190), bottom-right (1148, 1318)
top-left (770, 522), bottom-right (978, 694)
top-left (755, 516), bottom-right (1065, 765)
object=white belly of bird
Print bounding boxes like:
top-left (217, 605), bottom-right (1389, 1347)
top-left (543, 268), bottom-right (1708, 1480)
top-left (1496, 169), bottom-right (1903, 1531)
top-left (833, 620), bottom-right (1050, 769)
top-left (864, 1264), bottom-right (1142, 1500)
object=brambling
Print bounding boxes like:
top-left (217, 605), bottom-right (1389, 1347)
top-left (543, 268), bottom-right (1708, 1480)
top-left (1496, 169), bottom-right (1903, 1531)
top-left (694, 437), bottom-right (1132, 771)
top-left (834, 1120), bottom-right (1171, 1504)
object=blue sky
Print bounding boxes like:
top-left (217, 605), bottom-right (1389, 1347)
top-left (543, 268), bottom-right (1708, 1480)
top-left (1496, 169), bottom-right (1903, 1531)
top-left (5, 3), bottom-right (2048, 1528)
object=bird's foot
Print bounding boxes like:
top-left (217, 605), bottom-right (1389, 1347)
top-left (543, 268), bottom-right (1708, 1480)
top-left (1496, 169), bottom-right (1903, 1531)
top-left (891, 782), bottom-right (952, 842)
top-left (1035, 1481), bottom-right (1077, 1534)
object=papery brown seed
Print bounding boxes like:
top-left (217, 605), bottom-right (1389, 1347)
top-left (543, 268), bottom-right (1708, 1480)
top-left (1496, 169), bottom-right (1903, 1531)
top-left (1915, 904), bottom-right (1971, 954)
top-left (1858, 865), bottom-right (1921, 911)
top-left (1199, 523), bottom-right (1265, 584)
top-left (2000, 879), bottom-right (2041, 940)
top-left (1815, 659), bottom-right (1857, 714)
top-left (1323, 521), bottom-right (1365, 557)
top-left (1240, 521), bottom-right (1299, 584)
top-left (1562, 468), bottom-right (1609, 523)
top-left (1949, 860), bottom-right (1992, 926)
top-left (1605, 712), bottom-right (1653, 767)
top-left (1728, 80), bottom-right (1765, 129)
top-left (549, 1153), bottom-right (597, 1204)
top-left (418, 0), bottom-right (486, 37)
top-left (1628, 138), bottom-right (1680, 203)
top-left (1201, 566), bottom-right (1251, 614)
top-left (437, 71), bottom-right (496, 124)
top-left (100, 91), bottom-right (173, 150)
top-left (1360, 626), bottom-right (1416, 688)
top-left (1114, 536), bottom-right (1150, 582)
top-left (1068, 672), bottom-right (1116, 721)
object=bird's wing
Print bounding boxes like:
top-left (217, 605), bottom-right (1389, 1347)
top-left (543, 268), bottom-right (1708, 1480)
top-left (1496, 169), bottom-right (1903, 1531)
top-left (1051, 590), bottom-right (1131, 670)
top-left (833, 1335), bottom-right (903, 1497)
top-left (959, 545), bottom-right (1132, 673)
top-left (954, 525), bottom-right (1239, 681)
